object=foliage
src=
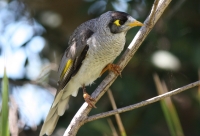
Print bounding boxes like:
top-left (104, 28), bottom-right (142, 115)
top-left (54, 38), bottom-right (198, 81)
top-left (0, 0), bottom-right (200, 136)
top-left (0, 68), bottom-right (9, 136)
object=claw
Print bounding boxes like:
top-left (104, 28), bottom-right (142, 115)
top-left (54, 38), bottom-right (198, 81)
top-left (100, 63), bottom-right (122, 77)
top-left (110, 64), bottom-right (122, 77)
top-left (83, 92), bottom-right (96, 108)
top-left (82, 85), bottom-right (96, 108)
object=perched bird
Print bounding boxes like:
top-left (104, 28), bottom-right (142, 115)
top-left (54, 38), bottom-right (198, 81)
top-left (40, 11), bottom-right (143, 136)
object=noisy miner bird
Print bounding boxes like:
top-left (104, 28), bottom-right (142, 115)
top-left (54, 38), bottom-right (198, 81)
top-left (40, 11), bottom-right (143, 136)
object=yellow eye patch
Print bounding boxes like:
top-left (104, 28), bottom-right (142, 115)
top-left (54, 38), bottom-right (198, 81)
top-left (114, 20), bottom-right (121, 26)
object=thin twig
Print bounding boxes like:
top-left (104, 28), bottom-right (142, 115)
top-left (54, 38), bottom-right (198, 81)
top-left (107, 89), bottom-right (126, 136)
top-left (63, 0), bottom-right (172, 135)
top-left (85, 80), bottom-right (200, 122)
top-left (107, 118), bottom-right (118, 136)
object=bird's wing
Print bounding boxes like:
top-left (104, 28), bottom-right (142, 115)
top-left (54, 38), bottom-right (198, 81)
top-left (39, 27), bottom-right (94, 136)
top-left (57, 28), bottom-right (94, 91)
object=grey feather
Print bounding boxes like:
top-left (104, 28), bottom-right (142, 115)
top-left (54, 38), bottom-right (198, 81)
top-left (57, 97), bottom-right (70, 116)
top-left (40, 11), bottom-right (142, 136)
top-left (52, 90), bottom-right (63, 108)
top-left (40, 108), bottom-right (59, 136)
top-left (40, 20), bottom-right (95, 136)
top-left (45, 106), bottom-right (57, 122)
top-left (57, 28), bottom-right (94, 91)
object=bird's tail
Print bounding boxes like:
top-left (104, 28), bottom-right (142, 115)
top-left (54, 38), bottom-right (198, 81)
top-left (40, 90), bottom-right (70, 136)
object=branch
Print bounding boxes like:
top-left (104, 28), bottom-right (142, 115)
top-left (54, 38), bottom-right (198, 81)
top-left (85, 80), bottom-right (200, 122)
top-left (107, 89), bottom-right (126, 136)
top-left (63, 0), bottom-right (172, 135)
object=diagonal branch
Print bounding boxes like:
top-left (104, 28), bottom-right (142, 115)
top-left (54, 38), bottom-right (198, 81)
top-left (85, 80), bottom-right (200, 122)
top-left (63, 0), bottom-right (171, 135)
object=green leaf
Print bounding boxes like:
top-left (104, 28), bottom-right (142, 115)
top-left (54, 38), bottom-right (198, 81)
top-left (160, 99), bottom-right (176, 136)
top-left (0, 68), bottom-right (10, 136)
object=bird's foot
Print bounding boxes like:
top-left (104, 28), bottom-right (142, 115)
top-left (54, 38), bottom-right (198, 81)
top-left (109, 64), bottom-right (122, 77)
top-left (82, 85), bottom-right (96, 108)
top-left (83, 92), bottom-right (96, 108)
top-left (100, 63), bottom-right (122, 77)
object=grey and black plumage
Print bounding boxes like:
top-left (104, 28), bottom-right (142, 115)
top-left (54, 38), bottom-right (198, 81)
top-left (40, 11), bottom-right (143, 136)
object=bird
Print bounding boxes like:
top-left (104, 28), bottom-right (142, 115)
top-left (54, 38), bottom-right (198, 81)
top-left (40, 11), bottom-right (143, 136)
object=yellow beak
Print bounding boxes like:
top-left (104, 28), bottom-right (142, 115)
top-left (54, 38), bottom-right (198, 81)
top-left (129, 20), bottom-right (143, 27)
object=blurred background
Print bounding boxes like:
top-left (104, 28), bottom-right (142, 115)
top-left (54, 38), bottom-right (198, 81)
top-left (0, 0), bottom-right (200, 136)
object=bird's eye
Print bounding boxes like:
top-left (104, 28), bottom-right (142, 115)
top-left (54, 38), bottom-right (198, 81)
top-left (119, 20), bottom-right (125, 25)
top-left (114, 19), bottom-right (125, 26)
